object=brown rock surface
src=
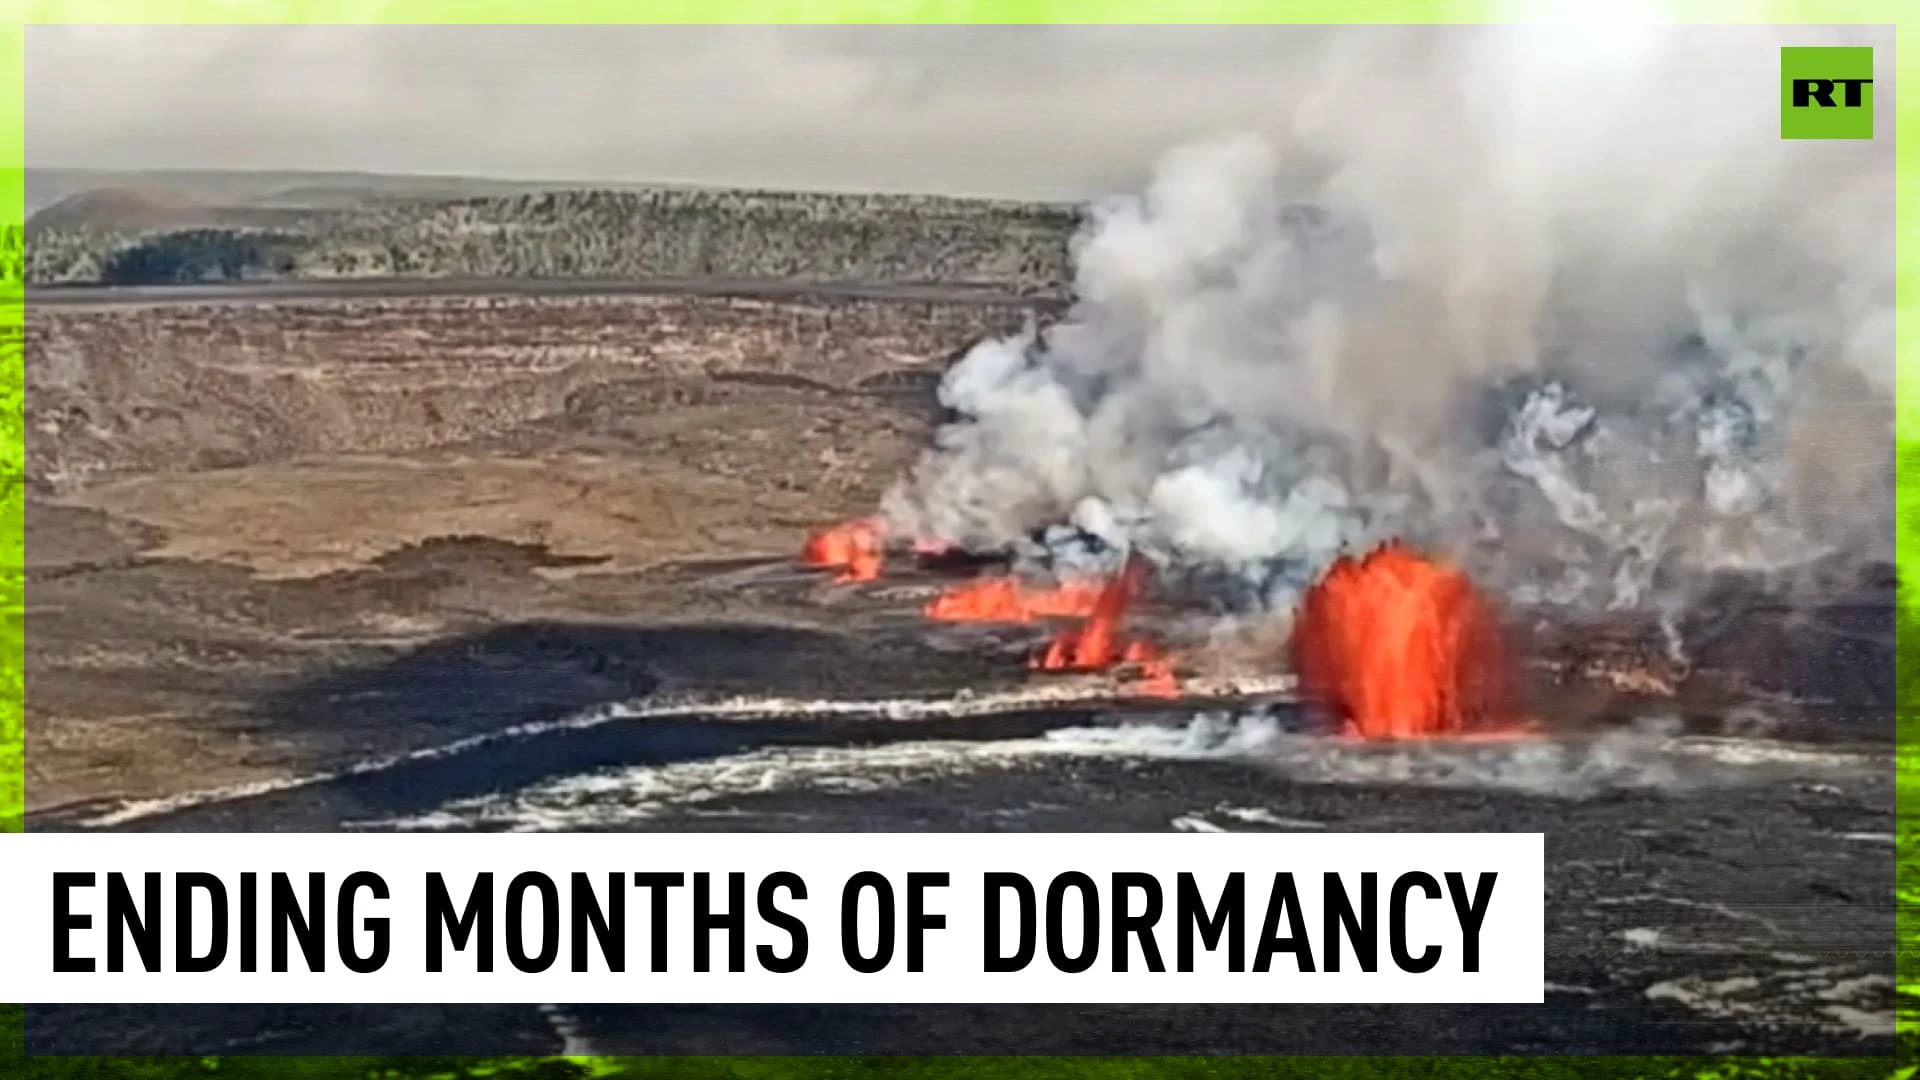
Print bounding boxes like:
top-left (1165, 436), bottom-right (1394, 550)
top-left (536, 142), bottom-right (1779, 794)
top-left (25, 289), bottom-right (1038, 812)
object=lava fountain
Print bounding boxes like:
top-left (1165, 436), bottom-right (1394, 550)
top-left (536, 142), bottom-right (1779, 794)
top-left (1030, 553), bottom-right (1177, 697)
top-left (1290, 541), bottom-right (1517, 740)
top-left (801, 518), bottom-right (885, 583)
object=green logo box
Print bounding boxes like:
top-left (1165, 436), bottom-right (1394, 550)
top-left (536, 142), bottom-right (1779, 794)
top-left (1781, 46), bottom-right (1875, 139)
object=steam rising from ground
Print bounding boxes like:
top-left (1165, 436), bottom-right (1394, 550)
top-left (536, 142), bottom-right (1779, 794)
top-left (358, 709), bottom-right (1884, 832)
top-left (880, 25), bottom-right (1894, 628)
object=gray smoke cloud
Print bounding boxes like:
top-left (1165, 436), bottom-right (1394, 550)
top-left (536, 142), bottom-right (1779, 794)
top-left (880, 24), bottom-right (1895, 632)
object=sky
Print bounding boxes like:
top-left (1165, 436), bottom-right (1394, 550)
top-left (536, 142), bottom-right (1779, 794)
top-left (28, 25), bottom-right (1347, 200)
top-left (27, 23), bottom-right (1893, 201)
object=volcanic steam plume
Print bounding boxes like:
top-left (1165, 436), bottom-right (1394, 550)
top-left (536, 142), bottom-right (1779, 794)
top-left (808, 26), bottom-right (1894, 730)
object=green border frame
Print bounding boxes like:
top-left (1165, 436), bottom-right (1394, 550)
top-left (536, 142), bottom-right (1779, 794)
top-left (0, 5), bottom-right (1913, 1079)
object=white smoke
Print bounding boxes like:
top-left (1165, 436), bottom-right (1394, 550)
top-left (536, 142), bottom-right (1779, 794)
top-left (879, 25), bottom-right (1895, 624)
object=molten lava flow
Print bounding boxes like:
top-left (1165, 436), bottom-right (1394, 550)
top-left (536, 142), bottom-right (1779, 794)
top-left (1121, 639), bottom-right (1179, 698)
top-left (1027, 554), bottom-right (1177, 694)
top-left (1032, 554), bottom-right (1146, 670)
top-left (924, 576), bottom-right (1104, 623)
top-left (1290, 541), bottom-right (1514, 740)
top-left (801, 518), bottom-right (884, 583)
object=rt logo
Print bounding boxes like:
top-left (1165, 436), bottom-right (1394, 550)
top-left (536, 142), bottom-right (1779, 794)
top-left (1781, 46), bottom-right (1874, 139)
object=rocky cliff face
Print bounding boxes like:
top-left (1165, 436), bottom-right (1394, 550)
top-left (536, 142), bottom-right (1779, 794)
top-left (26, 291), bottom-right (1040, 491)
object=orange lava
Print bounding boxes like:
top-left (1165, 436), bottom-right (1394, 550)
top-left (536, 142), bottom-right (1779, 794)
top-left (1029, 554), bottom-right (1178, 695)
top-left (924, 576), bottom-right (1104, 623)
top-left (801, 518), bottom-right (884, 583)
top-left (1290, 541), bottom-right (1516, 740)
top-left (1119, 639), bottom-right (1180, 698)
